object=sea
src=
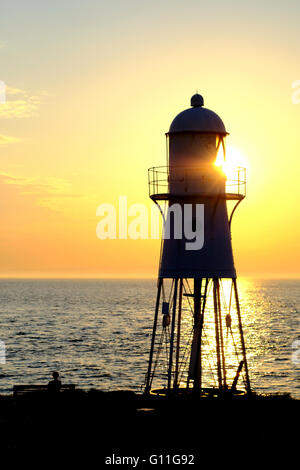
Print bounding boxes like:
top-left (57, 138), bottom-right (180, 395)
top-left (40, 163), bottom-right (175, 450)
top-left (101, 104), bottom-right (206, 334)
top-left (0, 278), bottom-right (299, 398)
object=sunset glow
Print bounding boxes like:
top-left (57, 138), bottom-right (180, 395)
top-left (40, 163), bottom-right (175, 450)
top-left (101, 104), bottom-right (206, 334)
top-left (0, 1), bottom-right (299, 279)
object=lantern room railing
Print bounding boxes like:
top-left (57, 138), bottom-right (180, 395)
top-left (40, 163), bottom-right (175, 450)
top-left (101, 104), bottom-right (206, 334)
top-left (148, 165), bottom-right (246, 201)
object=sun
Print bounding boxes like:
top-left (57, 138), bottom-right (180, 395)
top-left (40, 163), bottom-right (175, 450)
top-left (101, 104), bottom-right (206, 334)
top-left (215, 145), bottom-right (248, 180)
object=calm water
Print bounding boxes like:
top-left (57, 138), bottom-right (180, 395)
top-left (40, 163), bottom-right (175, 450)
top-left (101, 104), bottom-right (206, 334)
top-left (0, 279), bottom-right (299, 397)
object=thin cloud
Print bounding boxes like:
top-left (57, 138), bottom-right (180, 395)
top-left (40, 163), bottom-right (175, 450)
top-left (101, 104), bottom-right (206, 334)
top-left (0, 173), bottom-right (81, 211)
top-left (6, 86), bottom-right (26, 96)
top-left (0, 95), bottom-right (41, 119)
top-left (0, 134), bottom-right (21, 144)
top-left (0, 85), bottom-right (44, 119)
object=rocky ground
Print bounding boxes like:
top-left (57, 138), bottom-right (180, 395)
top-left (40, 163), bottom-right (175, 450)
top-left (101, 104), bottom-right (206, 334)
top-left (0, 390), bottom-right (298, 466)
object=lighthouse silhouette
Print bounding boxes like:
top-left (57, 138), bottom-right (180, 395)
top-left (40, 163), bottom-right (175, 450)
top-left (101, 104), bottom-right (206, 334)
top-left (145, 93), bottom-right (251, 396)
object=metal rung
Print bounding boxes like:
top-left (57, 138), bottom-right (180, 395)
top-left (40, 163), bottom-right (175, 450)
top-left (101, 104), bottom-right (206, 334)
top-left (183, 293), bottom-right (206, 298)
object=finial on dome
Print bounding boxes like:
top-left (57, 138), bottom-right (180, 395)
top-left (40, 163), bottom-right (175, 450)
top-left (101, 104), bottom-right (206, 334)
top-left (191, 93), bottom-right (204, 108)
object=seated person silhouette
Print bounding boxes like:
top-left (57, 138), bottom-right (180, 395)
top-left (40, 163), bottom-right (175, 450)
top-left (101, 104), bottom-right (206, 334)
top-left (48, 371), bottom-right (62, 392)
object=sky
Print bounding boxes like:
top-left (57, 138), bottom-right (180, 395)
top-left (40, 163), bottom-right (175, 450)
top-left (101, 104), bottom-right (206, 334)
top-left (0, 0), bottom-right (299, 278)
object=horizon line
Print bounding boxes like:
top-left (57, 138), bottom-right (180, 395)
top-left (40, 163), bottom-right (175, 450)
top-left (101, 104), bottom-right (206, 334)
top-left (0, 274), bottom-right (299, 281)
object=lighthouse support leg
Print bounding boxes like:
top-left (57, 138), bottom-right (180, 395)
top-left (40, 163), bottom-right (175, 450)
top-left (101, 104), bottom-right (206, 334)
top-left (145, 278), bottom-right (163, 393)
top-left (213, 278), bottom-right (223, 389)
top-left (188, 278), bottom-right (209, 391)
top-left (174, 279), bottom-right (183, 389)
top-left (216, 279), bottom-right (227, 389)
top-left (193, 278), bottom-right (202, 391)
top-left (168, 278), bottom-right (178, 391)
top-left (198, 278), bottom-right (209, 390)
top-left (232, 278), bottom-right (251, 394)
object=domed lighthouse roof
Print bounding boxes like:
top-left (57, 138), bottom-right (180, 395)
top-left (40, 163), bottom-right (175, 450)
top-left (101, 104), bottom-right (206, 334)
top-left (168, 94), bottom-right (228, 135)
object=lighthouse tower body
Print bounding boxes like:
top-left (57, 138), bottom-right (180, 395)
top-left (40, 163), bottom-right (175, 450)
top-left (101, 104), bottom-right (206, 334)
top-left (160, 104), bottom-right (236, 278)
top-left (145, 94), bottom-right (250, 395)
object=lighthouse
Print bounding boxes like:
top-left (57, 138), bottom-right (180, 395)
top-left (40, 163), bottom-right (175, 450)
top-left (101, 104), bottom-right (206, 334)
top-left (145, 94), bottom-right (251, 395)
